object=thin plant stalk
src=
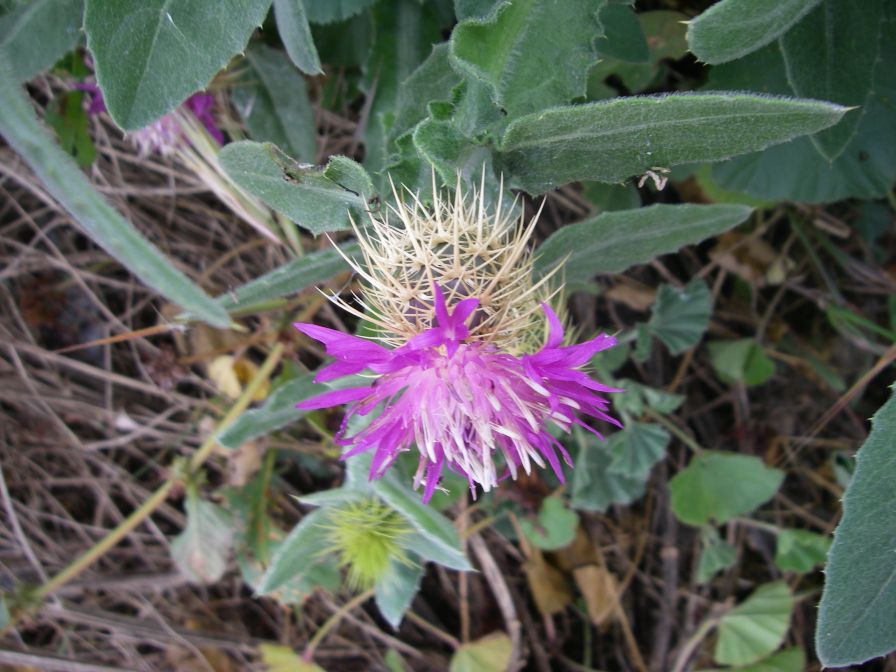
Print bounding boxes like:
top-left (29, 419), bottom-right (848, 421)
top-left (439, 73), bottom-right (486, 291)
top-left (176, 112), bottom-right (288, 248)
top-left (302, 588), bottom-right (375, 662)
top-left (30, 343), bottom-right (285, 604)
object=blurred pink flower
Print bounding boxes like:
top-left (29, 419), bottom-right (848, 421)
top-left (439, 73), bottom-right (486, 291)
top-left (75, 82), bottom-right (224, 154)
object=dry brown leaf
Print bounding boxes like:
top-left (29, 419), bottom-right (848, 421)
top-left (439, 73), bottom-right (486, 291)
top-left (160, 303), bottom-right (243, 360)
top-left (710, 231), bottom-right (794, 286)
top-left (524, 549), bottom-right (573, 617)
top-left (553, 525), bottom-right (599, 572)
top-left (227, 441), bottom-right (264, 487)
top-left (209, 355), bottom-right (242, 399)
top-left (573, 564), bottom-right (621, 627)
top-left (233, 357), bottom-right (269, 400)
top-left (208, 355), bottom-right (269, 401)
top-left (604, 283), bottom-right (656, 312)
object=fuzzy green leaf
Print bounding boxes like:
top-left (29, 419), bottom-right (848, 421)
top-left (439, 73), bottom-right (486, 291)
top-left (375, 558), bottom-right (424, 629)
top-left (45, 90), bottom-right (96, 168)
top-left (0, 0), bottom-right (83, 82)
top-left (217, 373), bottom-right (319, 449)
top-left (670, 452), bottom-right (784, 527)
top-left (709, 339), bottom-right (777, 387)
top-left (595, 2), bottom-right (647, 63)
top-left (373, 474), bottom-right (472, 572)
top-left (589, 10), bottom-right (689, 98)
top-left (260, 645), bottom-right (325, 672)
top-left (450, 0), bottom-right (605, 118)
top-left (216, 243), bottom-right (358, 314)
top-left (388, 43), bottom-right (460, 144)
top-left (701, 647), bottom-right (806, 672)
top-left (709, 22), bottom-right (896, 204)
top-left (686, 0), bottom-right (822, 65)
top-left (816, 386), bottom-right (896, 666)
top-left (257, 509), bottom-right (333, 594)
top-left (413, 117), bottom-right (500, 189)
top-left (648, 278), bottom-right (713, 355)
top-left (780, 0), bottom-right (883, 160)
top-left (571, 428), bottom-right (648, 512)
top-left (273, 0), bottom-right (322, 74)
top-left (450, 633), bottom-right (513, 672)
top-left (606, 422), bottom-right (670, 480)
top-left (0, 67), bottom-right (230, 328)
top-left (534, 204), bottom-right (752, 285)
top-left (715, 582), bottom-right (794, 666)
top-left (499, 93), bottom-right (849, 194)
top-left (581, 181), bottom-right (640, 213)
top-left (454, 0), bottom-right (502, 21)
top-left (232, 45), bottom-right (317, 162)
top-left (774, 529), bottom-right (830, 574)
top-left (171, 492), bottom-right (234, 583)
top-left (304, 0), bottom-right (375, 24)
top-left (361, 0), bottom-right (440, 173)
top-left (519, 497), bottom-right (578, 551)
top-left (613, 381), bottom-right (683, 417)
top-left (697, 527), bottom-right (737, 583)
top-left (84, 0), bottom-right (271, 130)
top-left (219, 142), bottom-right (373, 235)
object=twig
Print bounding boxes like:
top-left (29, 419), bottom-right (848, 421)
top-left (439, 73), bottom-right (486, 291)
top-left (405, 610), bottom-right (461, 649)
top-left (0, 649), bottom-right (137, 672)
top-left (303, 589), bottom-right (375, 662)
top-left (458, 496), bottom-right (471, 643)
top-left (469, 534), bottom-right (523, 671)
top-left (645, 408), bottom-right (704, 454)
top-left (648, 469), bottom-right (678, 672)
top-left (0, 462), bottom-right (48, 584)
top-left (788, 343), bottom-right (896, 460)
top-left (24, 344), bottom-right (284, 608)
top-left (669, 612), bottom-right (723, 672)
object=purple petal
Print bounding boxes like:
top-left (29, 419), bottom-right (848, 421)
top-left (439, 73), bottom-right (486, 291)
top-left (540, 303), bottom-right (565, 348)
top-left (421, 452), bottom-right (445, 503)
top-left (295, 322), bottom-right (390, 362)
top-left (314, 359), bottom-right (368, 382)
top-left (449, 297), bottom-right (480, 328)
top-left (432, 283), bottom-right (449, 327)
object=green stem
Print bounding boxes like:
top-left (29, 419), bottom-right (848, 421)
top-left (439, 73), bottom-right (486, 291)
top-left (303, 589), bottom-right (375, 662)
top-left (405, 611), bottom-right (461, 649)
top-left (733, 516), bottom-right (780, 534)
top-left (32, 343), bottom-right (285, 603)
top-left (670, 614), bottom-right (722, 672)
top-left (35, 480), bottom-right (176, 600)
top-left (644, 409), bottom-right (704, 454)
top-left (276, 211), bottom-right (305, 257)
top-left (190, 342), bottom-right (284, 471)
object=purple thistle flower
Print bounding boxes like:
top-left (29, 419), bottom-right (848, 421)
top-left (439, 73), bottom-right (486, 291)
top-left (297, 280), bottom-right (620, 502)
top-left (74, 80), bottom-right (224, 153)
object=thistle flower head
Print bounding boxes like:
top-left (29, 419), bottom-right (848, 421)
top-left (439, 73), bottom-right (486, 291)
top-left (332, 175), bottom-right (555, 353)
top-left (129, 114), bottom-right (183, 157)
top-left (320, 498), bottom-right (412, 590)
top-left (295, 176), bottom-right (620, 502)
top-left (75, 81), bottom-right (224, 155)
top-left (128, 94), bottom-right (224, 156)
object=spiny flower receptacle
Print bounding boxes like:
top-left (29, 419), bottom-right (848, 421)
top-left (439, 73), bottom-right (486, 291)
top-left (295, 177), bottom-right (620, 502)
top-left (320, 498), bottom-right (412, 590)
top-left (331, 177), bottom-right (555, 353)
